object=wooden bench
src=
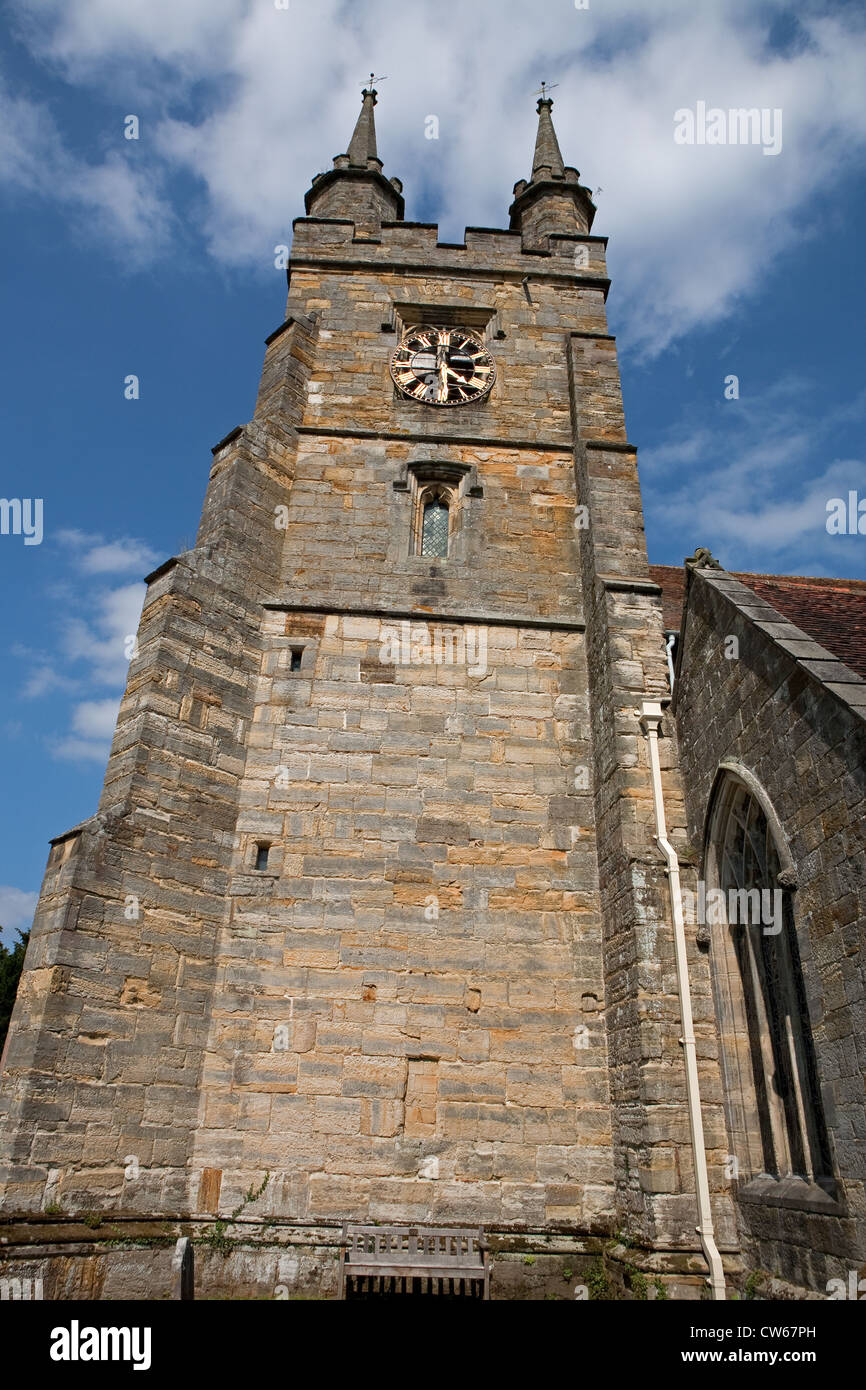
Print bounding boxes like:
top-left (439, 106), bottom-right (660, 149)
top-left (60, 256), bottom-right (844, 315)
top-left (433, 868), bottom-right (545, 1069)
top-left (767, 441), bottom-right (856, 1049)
top-left (337, 1224), bottom-right (490, 1299)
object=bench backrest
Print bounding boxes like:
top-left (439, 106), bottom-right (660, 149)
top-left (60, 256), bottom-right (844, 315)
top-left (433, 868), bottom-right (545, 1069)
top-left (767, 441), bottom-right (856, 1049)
top-left (343, 1225), bottom-right (484, 1268)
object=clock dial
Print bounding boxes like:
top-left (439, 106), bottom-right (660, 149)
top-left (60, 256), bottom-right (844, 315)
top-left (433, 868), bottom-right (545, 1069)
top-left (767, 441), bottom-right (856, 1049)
top-left (390, 326), bottom-right (496, 406)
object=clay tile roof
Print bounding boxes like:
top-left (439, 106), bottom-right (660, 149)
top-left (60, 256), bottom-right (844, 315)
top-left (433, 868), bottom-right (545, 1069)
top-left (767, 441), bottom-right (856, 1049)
top-left (649, 564), bottom-right (866, 681)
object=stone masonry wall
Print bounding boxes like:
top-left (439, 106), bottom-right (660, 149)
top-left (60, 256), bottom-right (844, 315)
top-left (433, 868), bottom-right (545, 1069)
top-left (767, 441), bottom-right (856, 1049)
top-left (673, 567), bottom-right (866, 1292)
top-left (188, 612), bottom-right (615, 1233)
top-left (567, 335), bottom-right (737, 1258)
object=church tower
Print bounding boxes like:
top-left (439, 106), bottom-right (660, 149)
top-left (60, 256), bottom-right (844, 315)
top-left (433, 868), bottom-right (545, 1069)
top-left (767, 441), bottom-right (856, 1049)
top-left (0, 87), bottom-right (736, 1298)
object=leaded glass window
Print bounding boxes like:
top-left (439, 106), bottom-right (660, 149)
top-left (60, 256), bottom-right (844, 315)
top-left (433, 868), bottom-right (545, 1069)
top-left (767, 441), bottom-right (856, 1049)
top-left (421, 498), bottom-right (449, 557)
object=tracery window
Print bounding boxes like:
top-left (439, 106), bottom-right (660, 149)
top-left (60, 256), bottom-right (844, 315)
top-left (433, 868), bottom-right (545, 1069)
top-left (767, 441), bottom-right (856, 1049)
top-left (705, 773), bottom-right (833, 1189)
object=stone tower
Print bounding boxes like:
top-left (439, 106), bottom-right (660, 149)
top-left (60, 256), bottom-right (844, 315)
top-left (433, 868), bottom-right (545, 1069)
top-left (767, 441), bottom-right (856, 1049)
top-left (0, 88), bottom-right (736, 1298)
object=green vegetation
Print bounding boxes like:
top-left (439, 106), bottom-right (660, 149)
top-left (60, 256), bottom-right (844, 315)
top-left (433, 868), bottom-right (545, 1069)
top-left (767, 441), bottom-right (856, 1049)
top-left (585, 1260), bottom-right (611, 1300)
top-left (104, 1236), bottom-right (176, 1250)
top-left (625, 1264), bottom-right (649, 1300)
top-left (200, 1173), bottom-right (271, 1258)
top-left (0, 929), bottom-right (30, 1054)
top-left (744, 1269), bottom-right (766, 1300)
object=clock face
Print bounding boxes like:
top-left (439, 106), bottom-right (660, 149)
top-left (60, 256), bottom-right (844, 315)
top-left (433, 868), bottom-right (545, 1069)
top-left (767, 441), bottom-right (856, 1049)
top-left (390, 326), bottom-right (496, 407)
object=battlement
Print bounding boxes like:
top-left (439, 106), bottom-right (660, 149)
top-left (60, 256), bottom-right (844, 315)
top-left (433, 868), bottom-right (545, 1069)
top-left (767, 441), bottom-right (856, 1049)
top-left (290, 215), bottom-right (609, 285)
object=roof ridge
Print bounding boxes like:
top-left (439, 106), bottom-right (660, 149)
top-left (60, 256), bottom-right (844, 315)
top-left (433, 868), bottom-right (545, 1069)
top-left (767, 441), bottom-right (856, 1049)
top-left (738, 573), bottom-right (866, 591)
top-left (648, 562), bottom-right (866, 591)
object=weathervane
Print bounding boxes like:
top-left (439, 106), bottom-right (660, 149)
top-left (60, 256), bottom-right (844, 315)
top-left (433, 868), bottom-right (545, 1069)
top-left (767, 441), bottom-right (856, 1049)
top-left (534, 81), bottom-right (559, 100)
top-left (363, 73), bottom-right (388, 91)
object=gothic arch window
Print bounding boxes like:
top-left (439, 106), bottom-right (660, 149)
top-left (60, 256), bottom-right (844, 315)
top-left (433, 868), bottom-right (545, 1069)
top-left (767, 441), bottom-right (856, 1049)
top-left (703, 771), bottom-right (833, 1192)
top-left (402, 461), bottom-right (473, 560)
top-left (419, 488), bottom-right (450, 557)
top-left (410, 483), bottom-right (455, 558)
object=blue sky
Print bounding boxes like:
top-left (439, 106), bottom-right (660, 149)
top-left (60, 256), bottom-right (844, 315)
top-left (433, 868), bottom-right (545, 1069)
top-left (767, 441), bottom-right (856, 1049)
top-left (1, 0), bottom-right (865, 943)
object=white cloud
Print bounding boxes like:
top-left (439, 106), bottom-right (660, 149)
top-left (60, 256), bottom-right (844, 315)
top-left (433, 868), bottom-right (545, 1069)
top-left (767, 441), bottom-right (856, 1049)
top-left (42, 580), bottom-right (143, 759)
top-left (56, 529), bottom-right (101, 550)
top-left (21, 664), bottom-right (78, 699)
top-left (18, 542), bottom-right (148, 700)
top-left (12, 0), bottom-right (248, 77)
top-left (78, 540), bottom-right (159, 576)
top-left (51, 735), bottom-right (114, 764)
top-left (51, 697), bottom-right (121, 764)
top-left (60, 581), bottom-right (146, 687)
top-left (5, 1), bottom-right (865, 351)
top-left (70, 698), bottom-right (121, 740)
top-left (0, 73), bottom-right (172, 264)
top-left (14, 531), bottom-right (147, 760)
top-left (57, 530), bottom-right (156, 575)
top-left (644, 382), bottom-right (866, 573)
top-left (0, 885), bottom-right (38, 945)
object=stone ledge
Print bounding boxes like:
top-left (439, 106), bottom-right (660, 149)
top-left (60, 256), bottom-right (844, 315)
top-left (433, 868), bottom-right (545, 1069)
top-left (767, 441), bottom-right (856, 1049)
top-left (294, 424), bottom-right (574, 452)
top-left (264, 318), bottom-right (295, 346)
top-left (582, 439), bottom-right (637, 453)
top-left (289, 253), bottom-right (610, 292)
top-left (597, 575), bottom-right (662, 595)
top-left (142, 555), bottom-right (181, 586)
top-left (48, 818), bottom-right (94, 848)
top-left (738, 1174), bottom-right (844, 1217)
top-left (262, 600), bottom-right (585, 632)
top-left (211, 425), bottom-right (243, 456)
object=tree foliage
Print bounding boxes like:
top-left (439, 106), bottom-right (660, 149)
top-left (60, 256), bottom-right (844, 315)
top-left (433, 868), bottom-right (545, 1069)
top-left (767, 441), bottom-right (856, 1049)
top-left (0, 930), bottom-right (30, 1055)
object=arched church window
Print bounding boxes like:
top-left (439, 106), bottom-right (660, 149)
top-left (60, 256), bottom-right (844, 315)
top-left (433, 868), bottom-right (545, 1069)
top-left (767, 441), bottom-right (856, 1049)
top-left (704, 773), bottom-right (833, 1190)
top-left (419, 491), bottom-right (450, 558)
top-left (405, 462), bottom-right (471, 561)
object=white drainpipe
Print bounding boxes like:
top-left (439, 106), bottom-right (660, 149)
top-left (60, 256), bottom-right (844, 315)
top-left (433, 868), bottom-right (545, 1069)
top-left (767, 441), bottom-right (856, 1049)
top-left (639, 700), bottom-right (726, 1301)
top-left (665, 632), bottom-right (677, 692)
